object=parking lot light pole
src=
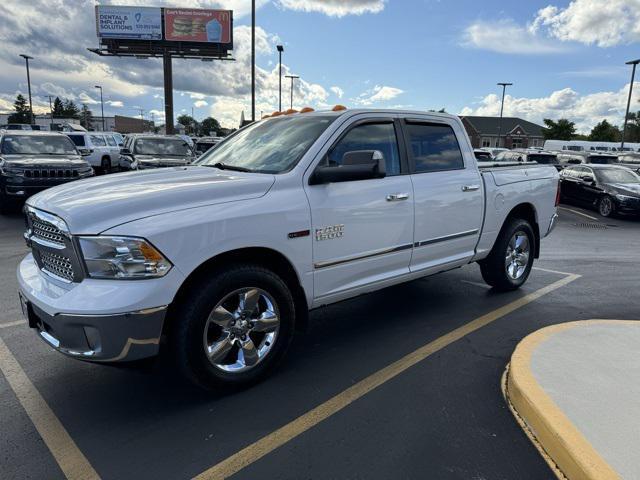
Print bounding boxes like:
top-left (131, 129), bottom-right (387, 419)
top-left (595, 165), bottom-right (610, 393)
top-left (19, 54), bottom-right (34, 125)
top-left (621, 59), bottom-right (640, 151)
top-left (251, 0), bottom-right (256, 122)
top-left (277, 45), bottom-right (284, 112)
top-left (94, 85), bottom-right (105, 131)
top-left (285, 74), bottom-right (299, 110)
top-left (497, 82), bottom-right (512, 148)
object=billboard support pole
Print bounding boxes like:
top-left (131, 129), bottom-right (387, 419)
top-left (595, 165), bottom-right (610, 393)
top-left (163, 50), bottom-right (174, 134)
top-left (251, 0), bottom-right (256, 122)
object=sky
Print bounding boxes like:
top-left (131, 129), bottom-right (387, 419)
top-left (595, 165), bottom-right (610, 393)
top-left (0, 0), bottom-right (639, 132)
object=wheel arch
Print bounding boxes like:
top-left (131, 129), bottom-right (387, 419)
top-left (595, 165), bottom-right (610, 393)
top-left (165, 247), bottom-right (309, 338)
top-left (502, 203), bottom-right (541, 258)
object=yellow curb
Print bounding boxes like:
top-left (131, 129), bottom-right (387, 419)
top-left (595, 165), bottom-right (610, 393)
top-left (506, 320), bottom-right (639, 480)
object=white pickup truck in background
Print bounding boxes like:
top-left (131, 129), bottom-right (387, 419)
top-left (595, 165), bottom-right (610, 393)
top-left (18, 109), bottom-right (559, 389)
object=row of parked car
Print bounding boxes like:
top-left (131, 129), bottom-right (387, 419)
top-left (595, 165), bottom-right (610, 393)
top-left (473, 147), bottom-right (640, 218)
top-left (0, 128), bottom-right (224, 213)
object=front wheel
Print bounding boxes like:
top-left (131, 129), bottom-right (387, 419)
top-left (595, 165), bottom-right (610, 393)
top-left (172, 264), bottom-right (296, 390)
top-left (480, 219), bottom-right (535, 291)
top-left (598, 195), bottom-right (615, 218)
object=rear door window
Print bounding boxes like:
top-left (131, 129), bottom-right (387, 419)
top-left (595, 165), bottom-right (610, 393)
top-left (90, 134), bottom-right (106, 147)
top-left (105, 135), bottom-right (117, 146)
top-left (405, 122), bottom-right (464, 173)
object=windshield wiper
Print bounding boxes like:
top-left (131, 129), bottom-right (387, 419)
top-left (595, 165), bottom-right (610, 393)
top-left (210, 162), bottom-right (253, 173)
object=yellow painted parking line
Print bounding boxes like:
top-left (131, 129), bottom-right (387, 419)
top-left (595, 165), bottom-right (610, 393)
top-left (559, 206), bottom-right (599, 221)
top-left (0, 335), bottom-right (100, 480)
top-left (0, 320), bottom-right (26, 329)
top-left (194, 273), bottom-right (581, 480)
top-left (460, 280), bottom-right (491, 289)
top-left (533, 266), bottom-right (580, 277)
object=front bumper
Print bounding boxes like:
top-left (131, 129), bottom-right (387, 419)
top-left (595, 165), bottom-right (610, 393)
top-left (17, 253), bottom-right (181, 362)
top-left (2, 174), bottom-right (94, 197)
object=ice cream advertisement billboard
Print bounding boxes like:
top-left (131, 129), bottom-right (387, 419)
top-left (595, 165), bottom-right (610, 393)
top-left (95, 6), bottom-right (162, 40)
top-left (164, 9), bottom-right (232, 44)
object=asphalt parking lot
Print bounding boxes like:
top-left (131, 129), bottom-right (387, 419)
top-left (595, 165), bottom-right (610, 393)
top-left (1, 204), bottom-right (639, 480)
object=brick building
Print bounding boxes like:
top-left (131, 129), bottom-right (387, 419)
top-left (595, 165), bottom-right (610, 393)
top-left (460, 116), bottom-right (545, 149)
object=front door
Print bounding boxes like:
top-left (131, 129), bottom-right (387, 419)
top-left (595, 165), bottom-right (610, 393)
top-left (401, 118), bottom-right (483, 273)
top-left (304, 119), bottom-right (414, 301)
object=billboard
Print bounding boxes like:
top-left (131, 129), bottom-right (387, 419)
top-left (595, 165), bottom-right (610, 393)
top-left (96, 6), bottom-right (162, 40)
top-left (164, 9), bottom-right (232, 44)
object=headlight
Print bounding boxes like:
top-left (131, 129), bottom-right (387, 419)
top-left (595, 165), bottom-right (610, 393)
top-left (78, 236), bottom-right (172, 279)
top-left (615, 194), bottom-right (636, 202)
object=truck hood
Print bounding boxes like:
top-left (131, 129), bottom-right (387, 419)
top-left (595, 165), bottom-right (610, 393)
top-left (2, 154), bottom-right (87, 167)
top-left (27, 166), bottom-right (276, 234)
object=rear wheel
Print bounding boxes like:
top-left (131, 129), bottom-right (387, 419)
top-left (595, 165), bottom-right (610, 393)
top-left (100, 157), bottom-right (111, 175)
top-left (598, 195), bottom-right (615, 218)
top-left (172, 264), bottom-right (296, 390)
top-left (480, 218), bottom-right (535, 291)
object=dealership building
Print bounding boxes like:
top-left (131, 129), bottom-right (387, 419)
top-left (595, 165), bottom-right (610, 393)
top-left (460, 116), bottom-right (545, 149)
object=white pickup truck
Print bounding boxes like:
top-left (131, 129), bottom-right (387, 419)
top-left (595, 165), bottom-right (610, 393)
top-left (17, 109), bottom-right (559, 389)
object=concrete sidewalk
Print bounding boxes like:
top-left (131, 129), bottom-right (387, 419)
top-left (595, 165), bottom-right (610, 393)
top-left (505, 320), bottom-right (640, 480)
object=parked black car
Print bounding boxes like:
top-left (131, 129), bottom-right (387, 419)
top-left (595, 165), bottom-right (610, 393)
top-left (119, 134), bottom-right (196, 170)
top-left (616, 153), bottom-right (640, 175)
top-left (559, 164), bottom-right (640, 217)
top-left (0, 131), bottom-right (94, 213)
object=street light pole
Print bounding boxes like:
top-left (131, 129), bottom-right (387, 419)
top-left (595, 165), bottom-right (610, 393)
top-left (94, 85), bottom-right (105, 131)
top-left (285, 74), bottom-right (299, 110)
top-left (48, 95), bottom-right (53, 128)
top-left (277, 45), bottom-right (284, 112)
top-left (497, 82), bottom-right (512, 148)
top-left (621, 59), bottom-right (640, 151)
top-left (251, 0), bottom-right (256, 122)
top-left (19, 54), bottom-right (34, 125)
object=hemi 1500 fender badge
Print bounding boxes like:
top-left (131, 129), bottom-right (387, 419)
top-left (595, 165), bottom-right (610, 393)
top-left (315, 224), bottom-right (344, 241)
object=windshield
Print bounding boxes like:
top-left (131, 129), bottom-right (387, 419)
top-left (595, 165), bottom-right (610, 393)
top-left (1, 135), bottom-right (78, 155)
top-left (134, 137), bottom-right (193, 156)
top-left (198, 115), bottom-right (336, 173)
top-left (528, 154), bottom-right (557, 164)
top-left (595, 169), bottom-right (640, 184)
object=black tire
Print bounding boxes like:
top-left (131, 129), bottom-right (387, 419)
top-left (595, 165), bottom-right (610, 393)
top-left (479, 218), bottom-right (535, 291)
top-left (598, 195), bottom-right (615, 218)
top-left (100, 157), bottom-right (111, 175)
top-left (172, 264), bottom-right (296, 390)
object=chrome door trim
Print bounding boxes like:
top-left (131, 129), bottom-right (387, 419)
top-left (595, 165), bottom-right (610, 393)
top-left (314, 243), bottom-right (413, 269)
top-left (414, 229), bottom-right (479, 248)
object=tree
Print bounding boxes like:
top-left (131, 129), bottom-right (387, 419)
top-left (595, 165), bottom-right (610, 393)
top-left (62, 99), bottom-right (80, 118)
top-left (542, 118), bottom-right (576, 140)
top-left (177, 114), bottom-right (198, 135)
top-left (52, 97), bottom-right (65, 118)
top-left (7, 94), bottom-right (31, 124)
top-left (589, 119), bottom-right (621, 142)
top-left (200, 116), bottom-right (222, 136)
top-left (623, 111), bottom-right (640, 143)
top-left (79, 104), bottom-right (94, 130)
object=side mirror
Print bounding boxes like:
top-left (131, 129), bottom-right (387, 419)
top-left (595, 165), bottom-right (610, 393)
top-left (120, 148), bottom-right (132, 155)
top-left (583, 177), bottom-right (595, 184)
top-left (309, 150), bottom-right (386, 185)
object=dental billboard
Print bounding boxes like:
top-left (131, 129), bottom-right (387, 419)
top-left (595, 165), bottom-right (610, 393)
top-left (164, 9), bottom-right (232, 44)
top-left (95, 6), bottom-right (162, 40)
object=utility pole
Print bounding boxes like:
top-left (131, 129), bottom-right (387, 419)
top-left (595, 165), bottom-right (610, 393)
top-left (94, 85), bottom-right (105, 131)
top-left (497, 82), bottom-right (513, 148)
top-left (19, 54), bottom-right (34, 124)
top-left (48, 95), bottom-right (53, 128)
top-left (163, 49), bottom-right (174, 134)
top-left (277, 45), bottom-right (284, 112)
top-left (621, 59), bottom-right (640, 150)
top-left (251, 0), bottom-right (256, 122)
top-left (285, 74), bottom-right (299, 110)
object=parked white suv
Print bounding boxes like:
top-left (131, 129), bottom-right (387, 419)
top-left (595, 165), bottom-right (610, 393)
top-left (18, 109), bottom-right (559, 390)
top-left (66, 132), bottom-right (121, 173)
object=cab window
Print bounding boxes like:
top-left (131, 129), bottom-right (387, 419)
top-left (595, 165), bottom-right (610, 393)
top-left (405, 122), bottom-right (464, 173)
top-left (327, 122), bottom-right (401, 176)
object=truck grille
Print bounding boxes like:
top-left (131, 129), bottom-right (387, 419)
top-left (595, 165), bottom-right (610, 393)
top-left (39, 251), bottom-right (75, 282)
top-left (24, 168), bottom-right (80, 178)
top-left (31, 218), bottom-right (66, 247)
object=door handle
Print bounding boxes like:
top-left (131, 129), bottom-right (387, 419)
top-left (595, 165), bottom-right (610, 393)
top-left (386, 193), bottom-right (410, 202)
top-left (461, 185), bottom-right (480, 192)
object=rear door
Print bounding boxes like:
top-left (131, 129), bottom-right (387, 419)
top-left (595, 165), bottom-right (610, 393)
top-left (401, 117), bottom-right (483, 273)
top-left (304, 116), bottom-right (414, 301)
top-left (104, 134), bottom-right (119, 166)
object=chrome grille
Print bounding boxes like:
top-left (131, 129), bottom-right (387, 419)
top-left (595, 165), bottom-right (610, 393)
top-left (39, 251), bottom-right (74, 282)
top-left (31, 218), bottom-right (66, 247)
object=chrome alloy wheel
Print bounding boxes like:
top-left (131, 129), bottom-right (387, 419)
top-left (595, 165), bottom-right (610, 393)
top-left (599, 196), bottom-right (613, 217)
top-left (203, 288), bottom-right (280, 373)
top-left (505, 232), bottom-right (530, 280)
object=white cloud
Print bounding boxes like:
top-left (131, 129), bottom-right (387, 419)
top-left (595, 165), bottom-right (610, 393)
top-left (330, 86), bottom-right (344, 99)
top-left (530, 0), bottom-right (640, 47)
top-left (355, 85), bottom-right (404, 105)
top-left (276, 0), bottom-right (385, 17)
top-left (459, 83), bottom-right (640, 133)
top-left (108, 100), bottom-right (124, 108)
top-left (463, 19), bottom-right (567, 54)
top-left (194, 100), bottom-right (208, 108)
